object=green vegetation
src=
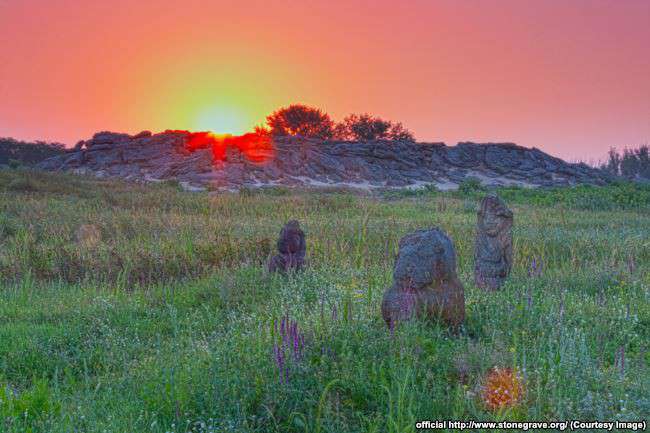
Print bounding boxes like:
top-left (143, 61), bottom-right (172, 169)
top-left (0, 169), bottom-right (648, 432)
top-left (0, 138), bottom-right (65, 167)
top-left (388, 179), bottom-right (650, 212)
top-left (491, 182), bottom-right (650, 211)
top-left (600, 145), bottom-right (650, 179)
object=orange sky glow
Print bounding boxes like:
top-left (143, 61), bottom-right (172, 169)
top-left (1, 0), bottom-right (649, 161)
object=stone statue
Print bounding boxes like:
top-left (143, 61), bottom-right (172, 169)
top-left (474, 194), bottom-right (513, 290)
top-left (381, 228), bottom-right (465, 329)
top-left (268, 220), bottom-right (306, 273)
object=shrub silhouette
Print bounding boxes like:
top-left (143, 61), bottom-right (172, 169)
top-left (266, 104), bottom-right (334, 139)
top-left (600, 145), bottom-right (650, 179)
top-left (264, 105), bottom-right (416, 143)
top-left (0, 137), bottom-right (65, 166)
top-left (335, 113), bottom-right (415, 142)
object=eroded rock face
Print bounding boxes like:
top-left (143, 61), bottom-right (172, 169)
top-left (474, 194), bottom-right (513, 291)
top-left (381, 228), bottom-right (465, 328)
top-left (36, 131), bottom-right (613, 191)
top-left (268, 220), bottom-right (306, 273)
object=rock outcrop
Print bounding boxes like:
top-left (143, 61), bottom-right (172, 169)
top-left (37, 131), bottom-right (613, 191)
top-left (474, 195), bottom-right (513, 291)
top-left (381, 228), bottom-right (465, 329)
top-left (268, 220), bottom-right (306, 273)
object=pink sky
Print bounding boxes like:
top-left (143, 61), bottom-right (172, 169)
top-left (1, 0), bottom-right (649, 161)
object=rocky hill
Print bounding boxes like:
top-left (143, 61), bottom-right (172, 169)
top-left (37, 130), bottom-right (612, 191)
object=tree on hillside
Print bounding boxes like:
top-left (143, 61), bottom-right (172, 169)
top-left (603, 148), bottom-right (622, 175)
top-left (600, 145), bottom-right (650, 179)
top-left (386, 122), bottom-right (416, 142)
top-left (266, 104), bottom-right (334, 139)
top-left (0, 138), bottom-right (65, 166)
top-left (334, 114), bottom-right (415, 142)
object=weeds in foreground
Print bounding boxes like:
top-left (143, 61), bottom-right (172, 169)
top-left (0, 171), bottom-right (648, 432)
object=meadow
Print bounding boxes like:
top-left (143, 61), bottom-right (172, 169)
top-left (0, 168), bottom-right (648, 432)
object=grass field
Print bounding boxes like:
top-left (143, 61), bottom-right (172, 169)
top-left (0, 169), bottom-right (648, 432)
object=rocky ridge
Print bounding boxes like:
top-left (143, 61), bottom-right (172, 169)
top-left (37, 130), bottom-right (612, 191)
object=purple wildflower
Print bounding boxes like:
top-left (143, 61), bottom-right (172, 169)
top-left (273, 343), bottom-right (286, 383)
top-left (528, 256), bottom-right (543, 278)
top-left (271, 313), bottom-right (307, 382)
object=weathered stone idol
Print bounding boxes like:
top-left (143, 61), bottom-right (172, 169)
top-left (381, 228), bottom-right (465, 328)
top-left (474, 194), bottom-right (513, 291)
top-left (268, 220), bottom-right (306, 273)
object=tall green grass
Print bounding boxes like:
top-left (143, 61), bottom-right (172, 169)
top-left (0, 169), bottom-right (648, 432)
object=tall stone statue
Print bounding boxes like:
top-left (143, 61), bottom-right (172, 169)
top-left (474, 194), bottom-right (513, 291)
top-left (381, 228), bottom-right (465, 329)
top-left (268, 220), bottom-right (306, 273)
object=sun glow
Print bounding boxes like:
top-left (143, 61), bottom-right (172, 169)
top-left (133, 52), bottom-right (296, 142)
top-left (194, 105), bottom-right (251, 135)
top-left (185, 131), bottom-right (274, 164)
